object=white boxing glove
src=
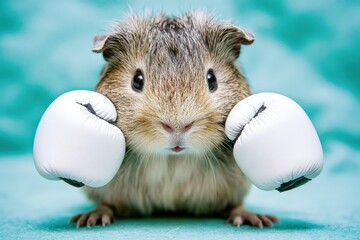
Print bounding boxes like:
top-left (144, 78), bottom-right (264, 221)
top-left (33, 90), bottom-right (126, 188)
top-left (225, 93), bottom-right (323, 191)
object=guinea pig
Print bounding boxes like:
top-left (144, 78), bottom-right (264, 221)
top-left (70, 11), bottom-right (278, 228)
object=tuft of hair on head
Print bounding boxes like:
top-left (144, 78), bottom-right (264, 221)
top-left (91, 10), bottom-right (255, 62)
top-left (183, 10), bottom-right (255, 61)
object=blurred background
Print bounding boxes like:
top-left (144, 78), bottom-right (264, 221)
top-left (1, 0), bottom-right (359, 164)
top-left (0, 0), bottom-right (359, 238)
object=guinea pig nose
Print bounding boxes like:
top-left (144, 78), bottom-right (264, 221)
top-left (182, 122), bottom-right (193, 132)
top-left (161, 122), bottom-right (193, 133)
top-left (162, 122), bottom-right (174, 133)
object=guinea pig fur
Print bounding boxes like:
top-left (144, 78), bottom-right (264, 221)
top-left (71, 11), bottom-right (277, 228)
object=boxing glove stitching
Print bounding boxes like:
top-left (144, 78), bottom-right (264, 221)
top-left (231, 104), bottom-right (267, 144)
top-left (77, 102), bottom-right (115, 124)
top-left (60, 177), bottom-right (85, 188)
top-left (253, 105), bottom-right (266, 118)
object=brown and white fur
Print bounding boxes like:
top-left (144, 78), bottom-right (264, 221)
top-left (71, 11), bottom-right (278, 228)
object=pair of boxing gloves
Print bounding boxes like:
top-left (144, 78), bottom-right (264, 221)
top-left (33, 90), bottom-right (323, 192)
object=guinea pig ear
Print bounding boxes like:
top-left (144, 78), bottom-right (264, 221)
top-left (220, 26), bottom-right (255, 59)
top-left (236, 27), bottom-right (255, 45)
top-left (92, 34), bottom-right (115, 61)
top-left (92, 34), bottom-right (110, 53)
top-left (205, 24), bottom-right (255, 61)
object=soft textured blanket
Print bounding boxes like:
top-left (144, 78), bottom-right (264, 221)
top-left (0, 155), bottom-right (358, 239)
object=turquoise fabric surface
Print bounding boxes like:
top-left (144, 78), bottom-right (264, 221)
top-left (0, 0), bottom-right (359, 239)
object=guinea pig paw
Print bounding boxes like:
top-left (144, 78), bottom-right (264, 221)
top-left (70, 204), bottom-right (115, 228)
top-left (226, 205), bottom-right (279, 228)
top-left (226, 215), bottom-right (244, 227)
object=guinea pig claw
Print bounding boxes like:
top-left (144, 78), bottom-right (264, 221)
top-left (227, 205), bottom-right (278, 228)
top-left (70, 204), bottom-right (115, 228)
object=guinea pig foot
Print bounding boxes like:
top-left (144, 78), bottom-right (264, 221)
top-left (226, 205), bottom-right (279, 228)
top-left (70, 204), bottom-right (115, 228)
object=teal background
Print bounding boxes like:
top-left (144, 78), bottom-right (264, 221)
top-left (0, 0), bottom-right (359, 239)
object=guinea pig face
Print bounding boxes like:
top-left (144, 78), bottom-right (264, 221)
top-left (129, 56), bottom-right (225, 157)
top-left (115, 47), bottom-right (227, 156)
top-left (94, 13), bottom-right (253, 157)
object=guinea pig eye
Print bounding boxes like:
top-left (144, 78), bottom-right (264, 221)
top-left (206, 69), bottom-right (217, 92)
top-left (132, 69), bottom-right (144, 92)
